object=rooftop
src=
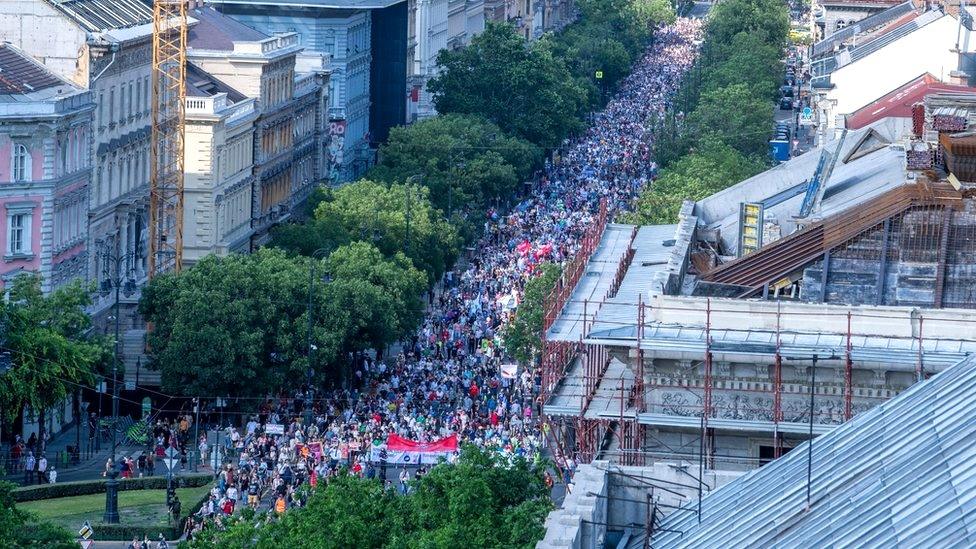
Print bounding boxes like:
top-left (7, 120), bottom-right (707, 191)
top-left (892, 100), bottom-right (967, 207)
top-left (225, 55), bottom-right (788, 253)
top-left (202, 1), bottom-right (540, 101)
top-left (811, 0), bottom-right (917, 58)
top-left (186, 62), bottom-right (246, 101)
top-left (43, 0), bottom-right (153, 33)
top-left (0, 43), bottom-right (87, 107)
top-left (209, 0), bottom-right (407, 9)
top-left (652, 353), bottom-right (976, 547)
top-left (845, 73), bottom-right (975, 129)
top-left (187, 6), bottom-right (268, 51)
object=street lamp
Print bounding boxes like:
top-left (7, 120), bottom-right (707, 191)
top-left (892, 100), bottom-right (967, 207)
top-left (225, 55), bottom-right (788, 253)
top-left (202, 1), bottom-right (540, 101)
top-left (98, 248), bottom-right (137, 462)
top-left (306, 247), bottom-right (333, 395)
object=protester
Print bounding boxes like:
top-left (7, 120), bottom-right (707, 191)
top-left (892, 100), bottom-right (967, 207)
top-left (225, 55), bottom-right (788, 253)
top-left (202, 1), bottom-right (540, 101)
top-left (179, 19), bottom-right (702, 531)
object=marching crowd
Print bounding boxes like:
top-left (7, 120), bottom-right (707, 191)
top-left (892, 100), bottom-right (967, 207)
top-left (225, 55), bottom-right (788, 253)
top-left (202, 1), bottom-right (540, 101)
top-left (172, 18), bottom-right (704, 540)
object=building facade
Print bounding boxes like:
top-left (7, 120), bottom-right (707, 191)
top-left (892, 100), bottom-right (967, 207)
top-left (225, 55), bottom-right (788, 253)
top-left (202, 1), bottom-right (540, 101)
top-left (0, 43), bottom-right (94, 293)
top-left (183, 65), bottom-right (260, 265)
top-left (211, 0), bottom-right (374, 182)
top-left (186, 6), bottom-right (330, 248)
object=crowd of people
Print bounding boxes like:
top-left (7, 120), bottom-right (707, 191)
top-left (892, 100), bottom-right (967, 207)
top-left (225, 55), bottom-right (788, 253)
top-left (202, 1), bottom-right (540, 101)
top-left (173, 18), bottom-right (704, 537)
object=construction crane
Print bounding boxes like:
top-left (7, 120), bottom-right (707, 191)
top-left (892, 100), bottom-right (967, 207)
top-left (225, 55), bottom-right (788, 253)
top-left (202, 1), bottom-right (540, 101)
top-left (798, 129), bottom-right (849, 219)
top-left (149, 0), bottom-right (188, 277)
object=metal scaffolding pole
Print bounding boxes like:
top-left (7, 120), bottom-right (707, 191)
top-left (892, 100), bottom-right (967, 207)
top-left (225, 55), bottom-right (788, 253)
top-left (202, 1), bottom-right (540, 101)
top-left (845, 311), bottom-right (853, 421)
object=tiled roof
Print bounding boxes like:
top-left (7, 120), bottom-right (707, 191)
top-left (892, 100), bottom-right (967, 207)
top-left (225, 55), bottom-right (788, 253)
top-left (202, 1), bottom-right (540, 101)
top-left (653, 353), bottom-right (976, 547)
top-left (0, 44), bottom-right (68, 95)
top-left (43, 0), bottom-right (153, 33)
top-left (187, 6), bottom-right (267, 51)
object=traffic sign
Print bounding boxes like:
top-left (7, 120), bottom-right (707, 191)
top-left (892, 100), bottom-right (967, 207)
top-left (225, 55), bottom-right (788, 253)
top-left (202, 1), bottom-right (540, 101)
top-left (78, 520), bottom-right (93, 540)
top-left (165, 447), bottom-right (179, 459)
top-left (595, 70), bottom-right (604, 79)
top-left (162, 457), bottom-right (179, 471)
top-left (802, 106), bottom-right (812, 118)
top-left (78, 540), bottom-right (94, 549)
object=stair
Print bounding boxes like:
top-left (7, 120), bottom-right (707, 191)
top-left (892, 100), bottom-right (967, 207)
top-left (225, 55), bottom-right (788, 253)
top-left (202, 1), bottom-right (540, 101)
top-left (121, 329), bottom-right (159, 387)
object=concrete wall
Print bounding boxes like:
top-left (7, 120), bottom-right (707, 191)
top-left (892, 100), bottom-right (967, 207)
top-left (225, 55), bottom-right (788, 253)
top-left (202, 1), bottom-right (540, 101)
top-left (827, 14), bottom-right (959, 118)
top-left (650, 294), bottom-right (976, 341)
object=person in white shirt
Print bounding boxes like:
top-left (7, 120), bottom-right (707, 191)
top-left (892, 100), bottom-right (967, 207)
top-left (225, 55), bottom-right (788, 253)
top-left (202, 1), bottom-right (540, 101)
top-left (47, 466), bottom-right (57, 484)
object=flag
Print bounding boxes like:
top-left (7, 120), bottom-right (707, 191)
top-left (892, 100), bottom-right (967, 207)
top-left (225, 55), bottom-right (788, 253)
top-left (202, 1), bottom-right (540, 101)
top-left (370, 434), bottom-right (458, 464)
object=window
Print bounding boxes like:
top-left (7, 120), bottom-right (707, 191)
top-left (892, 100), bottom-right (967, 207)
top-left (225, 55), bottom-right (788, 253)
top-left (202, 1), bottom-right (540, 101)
top-left (12, 144), bottom-right (31, 182)
top-left (98, 91), bottom-right (105, 127)
top-left (128, 82), bottom-right (134, 118)
top-left (144, 76), bottom-right (150, 111)
top-left (7, 211), bottom-right (31, 256)
top-left (109, 87), bottom-right (115, 125)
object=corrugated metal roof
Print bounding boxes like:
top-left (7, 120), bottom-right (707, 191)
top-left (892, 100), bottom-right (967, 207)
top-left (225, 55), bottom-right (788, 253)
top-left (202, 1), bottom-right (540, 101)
top-left (653, 353), bottom-right (976, 547)
top-left (44, 0), bottom-right (153, 33)
top-left (811, 0), bottom-right (917, 58)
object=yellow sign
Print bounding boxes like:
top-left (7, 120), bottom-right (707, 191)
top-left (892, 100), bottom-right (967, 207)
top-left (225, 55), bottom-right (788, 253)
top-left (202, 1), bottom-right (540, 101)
top-left (595, 70), bottom-right (604, 79)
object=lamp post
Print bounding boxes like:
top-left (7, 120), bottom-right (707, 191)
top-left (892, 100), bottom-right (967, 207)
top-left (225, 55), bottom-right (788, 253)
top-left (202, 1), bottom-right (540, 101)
top-left (0, 351), bottom-right (11, 467)
top-left (97, 249), bottom-right (136, 462)
top-left (306, 247), bottom-right (333, 395)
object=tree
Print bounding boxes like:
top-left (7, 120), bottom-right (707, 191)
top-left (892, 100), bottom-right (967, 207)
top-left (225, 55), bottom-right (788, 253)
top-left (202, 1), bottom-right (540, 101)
top-left (686, 84), bottom-right (775, 159)
top-left (140, 249), bottom-right (314, 397)
top-left (619, 141), bottom-right (765, 225)
top-left (1, 481), bottom-right (75, 548)
top-left (326, 242), bottom-right (427, 348)
top-left (314, 180), bottom-right (461, 284)
top-left (186, 447), bottom-right (551, 549)
top-left (503, 263), bottom-right (562, 364)
top-left (428, 22), bottom-right (588, 148)
top-left (370, 114), bottom-right (540, 216)
top-left (702, 32), bottom-right (784, 101)
top-left (706, 0), bottom-right (790, 48)
top-left (0, 276), bottom-right (104, 453)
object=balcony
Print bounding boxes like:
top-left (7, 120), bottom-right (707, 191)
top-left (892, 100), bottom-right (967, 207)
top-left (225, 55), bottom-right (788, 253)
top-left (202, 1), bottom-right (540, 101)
top-left (185, 93), bottom-right (257, 124)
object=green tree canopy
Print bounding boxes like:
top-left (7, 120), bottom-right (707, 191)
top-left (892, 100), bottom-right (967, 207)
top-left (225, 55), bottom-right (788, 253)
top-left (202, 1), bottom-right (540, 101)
top-left (370, 114), bottom-right (541, 215)
top-left (141, 244), bottom-right (428, 396)
top-left (706, 0), bottom-right (790, 47)
top-left (428, 22), bottom-right (588, 148)
top-left (503, 262), bottom-right (562, 364)
top-left (686, 83), bottom-right (775, 159)
top-left (183, 447), bottom-right (551, 549)
top-left (0, 277), bottom-right (104, 441)
top-left (314, 180), bottom-right (461, 284)
top-left (620, 140), bottom-right (766, 225)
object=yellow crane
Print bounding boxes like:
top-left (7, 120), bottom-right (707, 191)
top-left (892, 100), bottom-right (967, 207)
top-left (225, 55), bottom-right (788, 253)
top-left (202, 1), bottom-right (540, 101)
top-left (149, 0), bottom-right (188, 277)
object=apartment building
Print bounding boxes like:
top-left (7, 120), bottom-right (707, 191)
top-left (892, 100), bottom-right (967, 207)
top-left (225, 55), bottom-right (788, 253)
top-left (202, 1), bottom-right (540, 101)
top-left (0, 43), bottom-right (95, 293)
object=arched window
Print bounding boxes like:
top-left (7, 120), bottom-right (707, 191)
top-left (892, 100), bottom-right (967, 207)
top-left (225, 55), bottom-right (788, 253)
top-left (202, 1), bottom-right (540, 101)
top-left (12, 144), bottom-right (31, 182)
top-left (836, 20), bottom-right (848, 30)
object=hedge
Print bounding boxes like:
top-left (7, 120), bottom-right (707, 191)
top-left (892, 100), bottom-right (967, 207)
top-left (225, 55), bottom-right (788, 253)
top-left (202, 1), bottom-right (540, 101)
top-left (12, 472), bottom-right (213, 502)
top-left (90, 487), bottom-right (211, 541)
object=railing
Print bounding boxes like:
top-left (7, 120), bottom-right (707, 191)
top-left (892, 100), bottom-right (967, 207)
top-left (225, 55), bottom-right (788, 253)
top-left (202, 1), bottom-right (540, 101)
top-left (294, 73), bottom-right (318, 97)
top-left (542, 198), bottom-right (609, 333)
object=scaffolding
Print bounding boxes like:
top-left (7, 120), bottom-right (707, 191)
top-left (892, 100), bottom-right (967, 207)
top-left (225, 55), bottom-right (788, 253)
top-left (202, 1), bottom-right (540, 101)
top-left (149, 0), bottom-right (188, 277)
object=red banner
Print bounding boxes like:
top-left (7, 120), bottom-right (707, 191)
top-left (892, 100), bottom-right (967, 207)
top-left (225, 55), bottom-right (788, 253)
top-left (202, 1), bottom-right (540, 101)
top-left (386, 434), bottom-right (458, 453)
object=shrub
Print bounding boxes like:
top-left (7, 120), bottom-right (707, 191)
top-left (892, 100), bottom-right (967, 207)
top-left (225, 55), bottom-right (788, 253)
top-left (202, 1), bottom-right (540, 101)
top-left (12, 473), bottom-right (213, 502)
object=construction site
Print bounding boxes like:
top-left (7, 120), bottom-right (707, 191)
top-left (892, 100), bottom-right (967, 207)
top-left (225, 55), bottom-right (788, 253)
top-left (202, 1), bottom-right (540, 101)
top-left (537, 91), bottom-right (976, 547)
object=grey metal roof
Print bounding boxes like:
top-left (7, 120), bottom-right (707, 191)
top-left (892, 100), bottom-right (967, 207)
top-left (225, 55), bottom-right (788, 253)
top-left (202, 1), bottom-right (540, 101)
top-left (693, 118), bottom-right (909, 255)
top-left (653, 354), bottom-right (976, 547)
top-left (810, 0), bottom-right (916, 58)
top-left (187, 6), bottom-right (268, 51)
top-left (546, 223), bottom-right (636, 343)
top-left (209, 0), bottom-right (406, 9)
top-left (812, 9), bottom-right (945, 79)
top-left (44, 0), bottom-right (153, 33)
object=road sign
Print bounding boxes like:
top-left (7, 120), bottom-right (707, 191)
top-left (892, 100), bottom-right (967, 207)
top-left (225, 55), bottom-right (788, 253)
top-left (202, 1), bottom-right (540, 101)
top-left (78, 520), bottom-right (93, 540)
top-left (802, 106), bottom-right (812, 118)
top-left (162, 457), bottom-right (179, 471)
top-left (78, 540), bottom-right (94, 549)
top-left (165, 447), bottom-right (179, 459)
top-left (595, 70), bottom-right (604, 79)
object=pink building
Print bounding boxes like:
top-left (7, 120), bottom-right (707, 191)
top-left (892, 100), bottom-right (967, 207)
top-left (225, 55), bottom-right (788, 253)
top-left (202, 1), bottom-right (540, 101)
top-left (0, 43), bottom-right (93, 293)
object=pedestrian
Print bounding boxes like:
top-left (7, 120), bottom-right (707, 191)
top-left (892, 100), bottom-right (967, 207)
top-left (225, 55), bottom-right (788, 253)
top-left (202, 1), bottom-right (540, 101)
top-left (24, 452), bottom-right (35, 485)
top-left (48, 465), bottom-right (57, 484)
